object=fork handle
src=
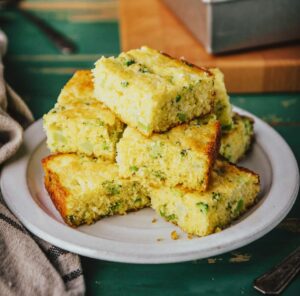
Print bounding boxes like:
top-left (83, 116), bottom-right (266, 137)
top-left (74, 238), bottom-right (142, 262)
top-left (253, 247), bottom-right (300, 295)
top-left (20, 9), bottom-right (76, 54)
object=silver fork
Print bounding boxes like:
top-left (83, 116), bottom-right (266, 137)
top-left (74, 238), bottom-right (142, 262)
top-left (253, 247), bottom-right (300, 295)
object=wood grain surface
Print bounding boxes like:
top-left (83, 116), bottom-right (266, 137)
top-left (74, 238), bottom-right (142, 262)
top-left (120, 0), bottom-right (300, 93)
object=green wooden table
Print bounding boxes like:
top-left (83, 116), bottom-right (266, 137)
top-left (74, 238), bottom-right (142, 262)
top-left (1, 1), bottom-right (299, 295)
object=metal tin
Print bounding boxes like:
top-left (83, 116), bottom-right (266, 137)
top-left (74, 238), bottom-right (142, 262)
top-left (162, 0), bottom-right (300, 54)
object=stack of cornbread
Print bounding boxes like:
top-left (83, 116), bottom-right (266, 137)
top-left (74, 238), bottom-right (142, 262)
top-left (43, 46), bottom-right (260, 237)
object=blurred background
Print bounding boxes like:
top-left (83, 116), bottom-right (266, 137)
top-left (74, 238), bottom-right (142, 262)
top-left (0, 0), bottom-right (119, 118)
top-left (0, 0), bottom-right (299, 119)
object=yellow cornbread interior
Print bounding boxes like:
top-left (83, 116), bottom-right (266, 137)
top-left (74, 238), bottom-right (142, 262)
top-left (43, 71), bottom-right (125, 160)
top-left (220, 113), bottom-right (254, 163)
top-left (43, 153), bottom-right (150, 227)
top-left (117, 117), bottom-right (220, 191)
top-left (93, 46), bottom-right (214, 136)
top-left (210, 68), bottom-right (233, 131)
top-left (150, 160), bottom-right (260, 236)
top-left (41, 47), bottom-right (260, 236)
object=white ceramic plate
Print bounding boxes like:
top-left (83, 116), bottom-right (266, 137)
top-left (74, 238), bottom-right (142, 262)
top-left (1, 107), bottom-right (299, 264)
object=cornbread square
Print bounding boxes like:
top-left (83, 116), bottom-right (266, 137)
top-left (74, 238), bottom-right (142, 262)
top-left (43, 70), bottom-right (125, 161)
top-left (210, 68), bottom-right (233, 131)
top-left (220, 113), bottom-right (254, 163)
top-left (42, 153), bottom-right (150, 227)
top-left (57, 69), bottom-right (95, 104)
top-left (93, 46), bottom-right (215, 136)
top-left (117, 117), bottom-right (221, 191)
top-left (150, 160), bottom-right (260, 236)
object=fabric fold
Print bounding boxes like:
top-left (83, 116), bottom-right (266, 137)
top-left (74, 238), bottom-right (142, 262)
top-left (0, 29), bottom-right (85, 296)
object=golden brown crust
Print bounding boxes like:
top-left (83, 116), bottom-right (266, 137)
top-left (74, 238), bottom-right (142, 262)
top-left (42, 154), bottom-right (71, 226)
top-left (64, 70), bottom-right (94, 94)
top-left (233, 162), bottom-right (260, 184)
top-left (217, 156), bottom-right (260, 187)
top-left (203, 121), bottom-right (222, 190)
top-left (58, 70), bottom-right (94, 103)
top-left (177, 120), bottom-right (221, 191)
top-left (160, 51), bottom-right (212, 76)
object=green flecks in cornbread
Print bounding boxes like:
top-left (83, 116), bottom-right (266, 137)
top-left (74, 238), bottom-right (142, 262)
top-left (43, 70), bottom-right (125, 161)
top-left (220, 113), bottom-right (254, 163)
top-left (209, 68), bottom-right (233, 131)
top-left (93, 46), bottom-right (215, 136)
top-left (150, 160), bottom-right (260, 236)
top-left (42, 153), bottom-right (150, 227)
top-left (117, 117), bottom-right (221, 191)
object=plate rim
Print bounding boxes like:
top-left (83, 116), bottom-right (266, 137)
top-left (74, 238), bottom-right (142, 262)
top-left (1, 106), bottom-right (299, 264)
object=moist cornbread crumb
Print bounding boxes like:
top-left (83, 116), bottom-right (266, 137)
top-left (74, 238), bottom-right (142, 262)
top-left (150, 159), bottom-right (260, 237)
top-left (117, 117), bottom-right (221, 191)
top-left (93, 46), bottom-right (215, 136)
top-left (210, 68), bottom-right (233, 131)
top-left (42, 153), bottom-right (150, 227)
top-left (220, 113), bottom-right (254, 163)
top-left (43, 70), bottom-right (125, 160)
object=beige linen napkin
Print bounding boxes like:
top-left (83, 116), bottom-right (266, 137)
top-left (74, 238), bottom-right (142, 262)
top-left (0, 30), bottom-right (85, 295)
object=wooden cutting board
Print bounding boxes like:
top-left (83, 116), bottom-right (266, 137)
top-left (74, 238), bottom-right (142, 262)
top-left (120, 0), bottom-right (300, 93)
